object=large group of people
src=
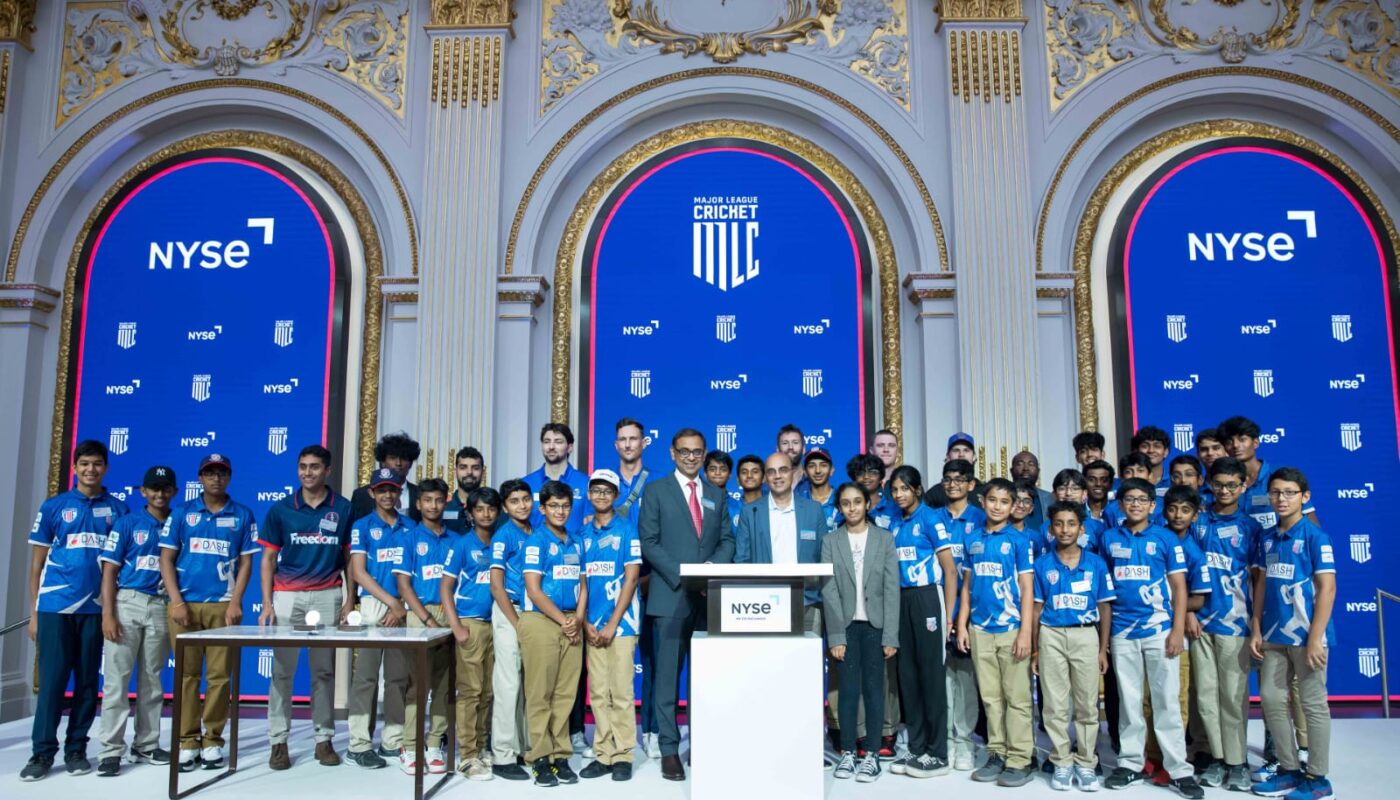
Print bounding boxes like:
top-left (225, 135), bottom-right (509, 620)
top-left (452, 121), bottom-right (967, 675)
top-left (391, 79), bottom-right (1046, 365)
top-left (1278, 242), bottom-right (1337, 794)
top-left (22, 416), bottom-right (1337, 800)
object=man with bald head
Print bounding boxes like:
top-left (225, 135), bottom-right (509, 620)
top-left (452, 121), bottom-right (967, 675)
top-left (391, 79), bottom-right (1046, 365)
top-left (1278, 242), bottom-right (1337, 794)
top-left (1010, 450), bottom-right (1054, 531)
top-left (735, 452), bottom-right (831, 628)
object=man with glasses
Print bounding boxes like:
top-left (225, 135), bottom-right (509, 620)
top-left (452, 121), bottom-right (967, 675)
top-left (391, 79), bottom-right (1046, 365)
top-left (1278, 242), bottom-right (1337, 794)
top-left (637, 429), bottom-right (735, 782)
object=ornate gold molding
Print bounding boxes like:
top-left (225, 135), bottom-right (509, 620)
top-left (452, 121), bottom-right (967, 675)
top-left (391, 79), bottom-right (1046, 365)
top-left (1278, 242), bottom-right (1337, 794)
top-left (1067, 118), bottom-right (1400, 434)
top-left (7, 78), bottom-right (418, 283)
top-left (507, 66), bottom-right (948, 276)
top-left (429, 0), bottom-right (515, 28)
top-left (615, 0), bottom-right (836, 64)
top-left (550, 118), bottom-right (904, 450)
top-left (0, 297), bottom-right (55, 312)
top-left (936, 0), bottom-right (1024, 25)
top-left (430, 33), bottom-right (503, 107)
top-left (0, 48), bottom-right (10, 113)
top-left (0, 0), bottom-right (35, 48)
top-left (46, 130), bottom-right (385, 495)
top-left (949, 28), bottom-right (1021, 102)
top-left (383, 291), bottom-right (418, 304)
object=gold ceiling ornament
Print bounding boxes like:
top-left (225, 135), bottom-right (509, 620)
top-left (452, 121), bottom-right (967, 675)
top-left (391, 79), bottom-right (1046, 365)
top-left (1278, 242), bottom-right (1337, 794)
top-left (549, 118), bottom-right (905, 449)
top-left (429, 0), bottom-right (515, 27)
top-left (935, 0), bottom-right (1024, 24)
top-left (0, 0), bottom-right (36, 48)
top-left (613, 0), bottom-right (838, 64)
top-left (210, 0), bottom-right (263, 20)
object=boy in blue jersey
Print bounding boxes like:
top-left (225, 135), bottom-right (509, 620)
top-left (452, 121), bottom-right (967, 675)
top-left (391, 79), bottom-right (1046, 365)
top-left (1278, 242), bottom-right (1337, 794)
top-left (160, 452), bottom-right (258, 773)
top-left (703, 450), bottom-right (735, 521)
top-left (95, 465), bottom-right (178, 776)
top-left (1036, 469), bottom-right (1105, 558)
top-left (1132, 426), bottom-right (1172, 491)
top-left (1098, 478), bottom-right (1202, 798)
top-left (488, 479), bottom-right (535, 779)
top-left (1033, 502), bottom-right (1115, 791)
top-left (1249, 468), bottom-right (1337, 800)
top-left (577, 470), bottom-right (643, 781)
top-left (345, 468), bottom-right (413, 769)
top-left (801, 448), bottom-right (840, 530)
top-left (395, 478), bottom-right (463, 775)
top-left (22, 440), bottom-right (128, 781)
top-left (1010, 479), bottom-right (1038, 533)
top-left (1084, 460), bottom-right (1115, 526)
top-left (955, 478), bottom-right (1036, 787)
top-left (1169, 455), bottom-right (1206, 495)
top-left (931, 458), bottom-right (984, 770)
top-left (1190, 457), bottom-right (1261, 791)
top-left (1218, 416), bottom-right (1320, 529)
top-left (519, 481), bottom-right (586, 787)
top-left (1104, 453), bottom-right (1160, 528)
top-left (850, 454), bottom-right (898, 529)
top-left (441, 486), bottom-right (503, 780)
top-left (258, 444), bottom-right (354, 770)
top-left (734, 454), bottom-right (766, 526)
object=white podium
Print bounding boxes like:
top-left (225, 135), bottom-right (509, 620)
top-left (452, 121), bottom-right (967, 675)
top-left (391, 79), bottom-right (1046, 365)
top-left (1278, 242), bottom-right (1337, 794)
top-left (681, 563), bottom-right (832, 800)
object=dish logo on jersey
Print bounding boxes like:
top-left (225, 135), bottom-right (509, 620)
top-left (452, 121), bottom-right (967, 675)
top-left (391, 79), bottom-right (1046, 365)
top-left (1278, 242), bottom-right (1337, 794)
top-left (802, 369), bottom-right (823, 398)
top-left (117, 322), bottom-right (137, 349)
top-left (1341, 422), bottom-right (1362, 452)
top-left (716, 314), bottom-right (736, 343)
top-left (716, 424), bottom-right (737, 453)
top-left (1360, 647), bottom-right (1381, 678)
top-left (1166, 315), bottom-right (1187, 343)
top-left (692, 196), bottom-right (759, 291)
top-left (1350, 533), bottom-right (1371, 563)
top-left (274, 319), bottom-right (294, 348)
top-left (1173, 423), bottom-right (1194, 453)
top-left (1332, 314), bottom-right (1352, 342)
top-left (1253, 369), bottom-right (1275, 398)
top-left (267, 426), bottom-right (288, 455)
top-left (191, 374), bottom-right (211, 403)
top-left (109, 427), bottom-right (129, 456)
top-left (630, 370), bottom-right (651, 399)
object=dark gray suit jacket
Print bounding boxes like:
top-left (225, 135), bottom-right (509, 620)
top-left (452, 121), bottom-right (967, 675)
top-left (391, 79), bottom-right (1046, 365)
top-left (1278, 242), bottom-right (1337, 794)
top-left (638, 473), bottom-right (735, 618)
top-left (821, 524), bottom-right (901, 649)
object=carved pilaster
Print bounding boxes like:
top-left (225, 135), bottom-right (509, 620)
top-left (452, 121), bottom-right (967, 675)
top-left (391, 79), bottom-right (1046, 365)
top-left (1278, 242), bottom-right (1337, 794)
top-left (495, 274), bottom-right (548, 481)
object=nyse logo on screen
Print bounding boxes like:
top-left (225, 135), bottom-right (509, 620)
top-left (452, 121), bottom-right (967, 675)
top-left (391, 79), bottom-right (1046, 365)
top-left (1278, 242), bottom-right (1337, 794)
top-left (1253, 370), bottom-right (1275, 398)
top-left (116, 322), bottom-right (137, 349)
top-left (108, 427), bottom-right (129, 456)
top-left (188, 325), bottom-right (222, 341)
top-left (1185, 210), bottom-right (1315, 262)
top-left (716, 315), bottom-right (736, 343)
top-left (179, 432), bottom-right (216, 448)
top-left (1360, 647), bottom-right (1381, 679)
top-left (716, 424), bottom-right (738, 453)
top-left (692, 197), bottom-right (759, 291)
top-left (793, 319), bottom-right (830, 335)
top-left (148, 218), bottom-right (274, 270)
top-left (1329, 374), bottom-right (1365, 390)
top-left (623, 320), bottom-right (659, 336)
top-left (184, 481), bottom-right (203, 502)
top-left (1166, 315), bottom-right (1187, 343)
top-left (263, 378), bottom-right (299, 394)
top-left (1337, 482), bottom-right (1374, 500)
top-left (1332, 314), bottom-right (1353, 342)
top-left (1162, 375), bottom-right (1198, 391)
top-left (1341, 423), bottom-right (1363, 452)
top-left (1351, 534), bottom-right (1372, 564)
top-left (630, 370), bottom-right (651, 399)
top-left (1241, 320), bottom-right (1276, 335)
top-left (191, 374), bottom-right (212, 403)
top-left (1347, 601), bottom-right (1378, 613)
top-left (1173, 424), bottom-right (1194, 453)
top-left (710, 374), bottom-right (748, 391)
top-left (274, 320), bottom-right (294, 348)
top-left (257, 486), bottom-right (295, 503)
top-left (105, 379), bottom-right (140, 395)
top-left (805, 429), bottom-right (834, 446)
top-left (268, 427), bottom-right (288, 455)
top-left (802, 369), bottom-right (824, 398)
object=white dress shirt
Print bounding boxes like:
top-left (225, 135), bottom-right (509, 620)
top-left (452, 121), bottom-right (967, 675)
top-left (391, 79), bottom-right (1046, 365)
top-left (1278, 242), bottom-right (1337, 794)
top-left (848, 530), bottom-right (869, 621)
top-left (768, 493), bottom-right (798, 564)
top-left (674, 469), bottom-right (704, 520)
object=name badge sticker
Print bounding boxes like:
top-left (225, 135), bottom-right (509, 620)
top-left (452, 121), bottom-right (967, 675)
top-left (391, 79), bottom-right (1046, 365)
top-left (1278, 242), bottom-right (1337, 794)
top-left (319, 518), bottom-right (338, 532)
top-left (93, 507), bottom-right (113, 519)
top-left (800, 529), bottom-right (816, 541)
top-left (216, 516), bottom-right (236, 528)
top-left (701, 497), bottom-right (716, 511)
top-left (1070, 579), bottom-right (1092, 593)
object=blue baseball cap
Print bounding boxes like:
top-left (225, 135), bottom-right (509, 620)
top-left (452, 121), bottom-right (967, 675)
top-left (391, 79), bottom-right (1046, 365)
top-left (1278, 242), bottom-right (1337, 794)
top-left (370, 468), bottom-right (405, 489)
top-left (198, 453), bottom-right (232, 473)
top-left (946, 432), bottom-right (975, 450)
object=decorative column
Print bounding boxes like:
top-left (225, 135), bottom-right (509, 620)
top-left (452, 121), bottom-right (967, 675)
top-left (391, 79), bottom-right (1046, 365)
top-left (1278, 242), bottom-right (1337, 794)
top-left (904, 273), bottom-right (963, 470)
top-left (414, 0), bottom-right (512, 475)
top-left (494, 274), bottom-right (548, 483)
top-left (938, 0), bottom-right (1043, 470)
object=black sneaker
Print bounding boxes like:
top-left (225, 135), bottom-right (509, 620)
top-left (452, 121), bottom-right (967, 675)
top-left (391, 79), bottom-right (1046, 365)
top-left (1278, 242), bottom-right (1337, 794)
top-left (494, 762), bottom-right (530, 780)
top-left (20, 754), bottom-right (53, 781)
top-left (97, 758), bottom-right (122, 777)
top-left (345, 749), bottom-right (387, 769)
top-left (532, 758), bottom-right (558, 787)
top-left (553, 759), bottom-right (579, 784)
top-left (64, 753), bottom-right (92, 775)
top-left (579, 760), bottom-right (612, 779)
top-left (1104, 766), bottom-right (1146, 789)
top-left (611, 762), bottom-right (632, 781)
top-left (376, 745), bottom-right (401, 760)
top-left (1169, 776), bottom-right (1205, 799)
top-left (129, 746), bottom-right (171, 765)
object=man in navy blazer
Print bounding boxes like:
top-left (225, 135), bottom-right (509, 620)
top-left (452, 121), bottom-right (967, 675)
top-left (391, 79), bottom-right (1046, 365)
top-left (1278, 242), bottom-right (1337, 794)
top-left (735, 452), bottom-right (831, 612)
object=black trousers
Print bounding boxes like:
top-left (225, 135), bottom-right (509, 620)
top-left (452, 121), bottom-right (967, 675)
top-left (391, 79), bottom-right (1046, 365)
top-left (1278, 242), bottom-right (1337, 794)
top-left (32, 612), bottom-right (103, 758)
top-left (896, 584), bottom-right (948, 759)
top-left (837, 622), bottom-right (887, 753)
top-left (650, 601), bottom-right (705, 756)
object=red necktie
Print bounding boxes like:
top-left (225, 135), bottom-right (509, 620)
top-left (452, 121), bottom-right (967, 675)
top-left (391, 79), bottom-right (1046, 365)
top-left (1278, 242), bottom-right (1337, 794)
top-left (687, 481), bottom-right (703, 539)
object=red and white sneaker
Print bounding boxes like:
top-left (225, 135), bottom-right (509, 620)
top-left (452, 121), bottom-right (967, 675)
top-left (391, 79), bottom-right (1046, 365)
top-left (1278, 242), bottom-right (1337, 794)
top-left (426, 748), bottom-right (448, 775)
top-left (399, 751), bottom-right (417, 774)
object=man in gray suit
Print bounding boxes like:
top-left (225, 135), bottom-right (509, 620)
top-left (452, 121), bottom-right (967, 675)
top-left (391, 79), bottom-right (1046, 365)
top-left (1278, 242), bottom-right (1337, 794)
top-left (735, 452), bottom-right (831, 621)
top-left (637, 428), bottom-right (735, 781)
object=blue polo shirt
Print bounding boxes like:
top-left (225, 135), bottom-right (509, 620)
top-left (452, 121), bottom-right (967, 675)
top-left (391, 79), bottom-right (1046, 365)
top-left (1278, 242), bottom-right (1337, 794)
top-left (1034, 548), bottom-right (1116, 627)
top-left (30, 489), bottom-right (128, 614)
top-left (931, 503), bottom-right (985, 619)
top-left (1098, 524), bottom-right (1186, 639)
top-left (869, 493), bottom-right (900, 530)
top-left (443, 493), bottom-right (470, 533)
top-left (443, 530), bottom-right (496, 621)
top-left (1255, 518), bottom-right (1337, 647)
top-left (523, 463), bottom-right (590, 533)
top-left (1034, 512), bottom-right (1105, 559)
top-left (394, 524), bottom-right (464, 605)
top-left (522, 529), bottom-right (582, 613)
top-left (161, 496), bottom-right (259, 603)
top-left (1165, 528), bottom-right (1213, 598)
top-left (962, 524), bottom-right (1036, 633)
top-left (349, 511), bottom-right (412, 599)
top-left (796, 484), bottom-right (841, 531)
top-left (260, 489), bottom-right (352, 592)
top-left (100, 508), bottom-right (170, 596)
top-left (1194, 507), bottom-right (1262, 637)
top-left (490, 519), bottom-right (532, 605)
top-left (891, 504), bottom-right (950, 588)
top-left (582, 515), bottom-right (643, 636)
top-left (614, 468), bottom-right (652, 519)
top-left (1241, 459), bottom-right (1316, 528)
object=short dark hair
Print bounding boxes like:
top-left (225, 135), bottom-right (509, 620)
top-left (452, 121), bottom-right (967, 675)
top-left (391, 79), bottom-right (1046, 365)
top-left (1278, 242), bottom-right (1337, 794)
top-left (776, 423), bottom-right (804, 443)
top-left (1052, 468), bottom-right (1087, 490)
top-left (737, 454), bottom-right (764, 472)
top-left (72, 439), bottom-right (109, 464)
top-left (498, 478), bottom-right (531, 501)
top-left (1131, 425), bottom-right (1170, 450)
top-left (1083, 459), bottom-right (1115, 480)
top-left (1267, 466), bottom-right (1309, 494)
top-left (455, 446), bottom-right (483, 465)
top-left (1169, 454), bottom-right (1204, 478)
top-left (834, 481), bottom-right (871, 505)
top-left (1195, 427), bottom-right (1221, 447)
top-left (540, 422), bottom-right (574, 445)
top-left (983, 477), bottom-right (1015, 499)
top-left (943, 458), bottom-right (974, 478)
top-left (1012, 478), bottom-right (1038, 501)
top-left (1119, 452), bottom-right (1152, 473)
top-left (1218, 415), bottom-right (1261, 441)
top-left (1072, 431), bottom-right (1105, 453)
top-left (419, 478), bottom-right (450, 497)
top-left (889, 465), bottom-right (924, 494)
top-left (374, 432), bottom-right (420, 464)
top-left (846, 453), bottom-right (885, 480)
top-left (703, 450), bottom-right (733, 472)
top-left (671, 428), bottom-right (705, 448)
top-left (615, 417), bottom-right (644, 435)
top-left (467, 486), bottom-right (502, 511)
top-left (538, 480), bottom-right (574, 505)
top-left (1117, 477), bottom-right (1155, 503)
top-left (1163, 485), bottom-right (1202, 511)
top-left (1047, 500), bottom-right (1086, 523)
top-left (873, 428), bottom-right (897, 440)
top-left (1208, 456), bottom-right (1247, 482)
top-left (298, 444), bottom-right (332, 466)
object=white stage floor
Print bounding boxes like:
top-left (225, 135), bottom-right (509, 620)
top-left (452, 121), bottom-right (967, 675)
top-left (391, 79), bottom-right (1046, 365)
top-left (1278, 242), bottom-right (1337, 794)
top-left (1, 713), bottom-right (1392, 798)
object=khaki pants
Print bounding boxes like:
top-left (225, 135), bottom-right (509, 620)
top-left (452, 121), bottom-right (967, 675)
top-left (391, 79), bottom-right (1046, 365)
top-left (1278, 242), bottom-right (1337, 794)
top-left (587, 635), bottom-right (637, 765)
top-left (168, 601), bottom-right (231, 750)
top-left (98, 589), bottom-right (169, 759)
top-left (404, 605), bottom-right (452, 750)
top-left (454, 617), bottom-right (494, 762)
top-left (490, 602), bottom-right (530, 762)
top-left (268, 588), bottom-right (341, 745)
top-left (1261, 643), bottom-right (1330, 776)
top-left (1039, 626), bottom-right (1101, 768)
top-left (1145, 647), bottom-right (1191, 764)
top-left (347, 596), bottom-right (409, 753)
top-left (971, 627), bottom-right (1034, 768)
top-left (1190, 632), bottom-right (1251, 765)
top-left (518, 611), bottom-right (582, 763)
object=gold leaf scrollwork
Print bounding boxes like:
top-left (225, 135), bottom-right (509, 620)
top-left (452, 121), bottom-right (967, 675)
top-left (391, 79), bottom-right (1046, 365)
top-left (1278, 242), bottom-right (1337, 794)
top-left (0, 0), bottom-right (36, 48)
top-left (617, 0), bottom-right (836, 64)
top-left (429, 0), bottom-right (515, 27)
top-left (936, 0), bottom-right (1023, 23)
top-left (210, 0), bottom-right (263, 20)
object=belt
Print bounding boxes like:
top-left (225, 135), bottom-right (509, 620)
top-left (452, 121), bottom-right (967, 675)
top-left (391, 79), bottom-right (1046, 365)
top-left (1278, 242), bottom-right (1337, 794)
top-left (1053, 621), bottom-right (1099, 629)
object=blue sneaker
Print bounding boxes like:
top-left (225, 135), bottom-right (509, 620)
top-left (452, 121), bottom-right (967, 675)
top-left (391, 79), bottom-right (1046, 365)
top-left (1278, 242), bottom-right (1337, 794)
top-left (1285, 776), bottom-right (1335, 800)
top-left (1253, 769), bottom-right (1305, 797)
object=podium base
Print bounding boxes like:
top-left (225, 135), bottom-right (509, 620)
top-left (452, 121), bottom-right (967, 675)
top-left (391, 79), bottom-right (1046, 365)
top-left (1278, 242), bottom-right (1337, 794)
top-left (690, 631), bottom-right (824, 800)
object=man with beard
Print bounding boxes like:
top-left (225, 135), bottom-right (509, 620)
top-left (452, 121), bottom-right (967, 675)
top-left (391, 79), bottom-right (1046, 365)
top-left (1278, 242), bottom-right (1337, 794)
top-left (524, 423), bottom-right (590, 534)
top-left (446, 447), bottom-right (500, 533)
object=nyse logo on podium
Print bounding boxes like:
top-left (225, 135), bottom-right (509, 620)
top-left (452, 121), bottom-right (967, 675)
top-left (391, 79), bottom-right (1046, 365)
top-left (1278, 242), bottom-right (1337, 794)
top-left (692, 196), bottom-right (759, 291)
top-left (720, 584), bottom-right (789, 634)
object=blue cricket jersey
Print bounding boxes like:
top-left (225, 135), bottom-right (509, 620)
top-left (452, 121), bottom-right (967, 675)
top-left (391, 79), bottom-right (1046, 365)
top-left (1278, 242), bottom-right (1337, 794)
top-left (523, 463), bottom-right (590, 533)
top-left (522, 529), bottom-right (583, 613)
top-left (394, 524), bottom-right (465, 605)
top-left (891, 504), bottom-right (950, 588)
top-left (582, 514), bottom-right (643, 636)
top-left (1034, 548), bottom-right (1116, 627)
top-left (30, 489), bottom-right (129, 614)
top-left (962, 524), bottom-right (1036, 633)
top-left (443, 529), bottom-right (496, 620)
top-left (349, 510), bottom-right (412, 599)
top-left (1194, 506), bottom-right (1262, 637)
top-left (1255, 518), bottom-right (1336, 647)
top-left (100, 508), bottom-right (170, 596)
top-left (161, 496), bottom-right (259, 603)
top-left (490, 519), bottom-right (532, 605)
top-left (1098, 524), bottom-right (1186, 639)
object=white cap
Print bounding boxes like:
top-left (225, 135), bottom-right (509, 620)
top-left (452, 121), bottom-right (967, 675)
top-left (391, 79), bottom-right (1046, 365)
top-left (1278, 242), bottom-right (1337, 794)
top-left (589, 468), bottom-right (621, 491)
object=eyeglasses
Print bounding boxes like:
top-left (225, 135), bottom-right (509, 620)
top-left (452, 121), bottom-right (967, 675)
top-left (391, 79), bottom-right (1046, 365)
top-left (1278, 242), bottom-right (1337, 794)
top-left (1120, 496), bottom-right (1153, 507)
top-left (1012, 496), bottom-right (1034, 506)
top-left (587, 486), bottom-right (615, 496)
top-left (1211, 480), bottom-right (1243, 492)
top-left (942, 476), bottom-right (970, 486)
top-left (542, 502), bottom-right (573, 512)
top-left (765, 466), bottom-right (793, 476)
top-left (674, 448), bottom-right (704, 459)
top-left (1266, 489), bottom-right (1303, 500)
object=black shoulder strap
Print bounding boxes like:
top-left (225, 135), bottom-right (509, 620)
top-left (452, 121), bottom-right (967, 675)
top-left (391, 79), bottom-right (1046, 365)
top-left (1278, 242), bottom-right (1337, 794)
top-left (617, 469), bottom-right (649, 517)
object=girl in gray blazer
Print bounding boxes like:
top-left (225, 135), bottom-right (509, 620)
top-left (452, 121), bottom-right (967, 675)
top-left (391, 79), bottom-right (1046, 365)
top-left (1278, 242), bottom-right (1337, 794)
top-left (821, 482), bottom-right (900, 783)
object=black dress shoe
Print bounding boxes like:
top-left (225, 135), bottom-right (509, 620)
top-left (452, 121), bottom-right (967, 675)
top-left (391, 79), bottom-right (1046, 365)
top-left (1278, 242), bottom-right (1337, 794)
top-left (661, 754), bottom-right (685, 781)
top-left (579, 760), bottom-right (612, 779)
top-left (611, 762), bottom-right (633, 781)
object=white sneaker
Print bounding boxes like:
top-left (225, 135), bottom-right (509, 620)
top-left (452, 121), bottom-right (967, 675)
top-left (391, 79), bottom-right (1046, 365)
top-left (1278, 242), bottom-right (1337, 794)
top-left (200, 746), bottom-right (223, 768)
top-left (399, 751), bottom-right (417, 775)
top-left (953, 743), bottom-right (975, 771)
top-left (644, 733), bottom-right (661, 759)
top-left (1074, 765), bottom-right (1101, 791)
top-left (570, 732), bottom-right (588, 753)
top-left (425, 748), bottom-right (447, 774)
top-left (479, 751), bottom-right (495, 767)
top-left (463, 757), bottom-right (493, 781)
top-left (178, 749), bottom-right (200, 772)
